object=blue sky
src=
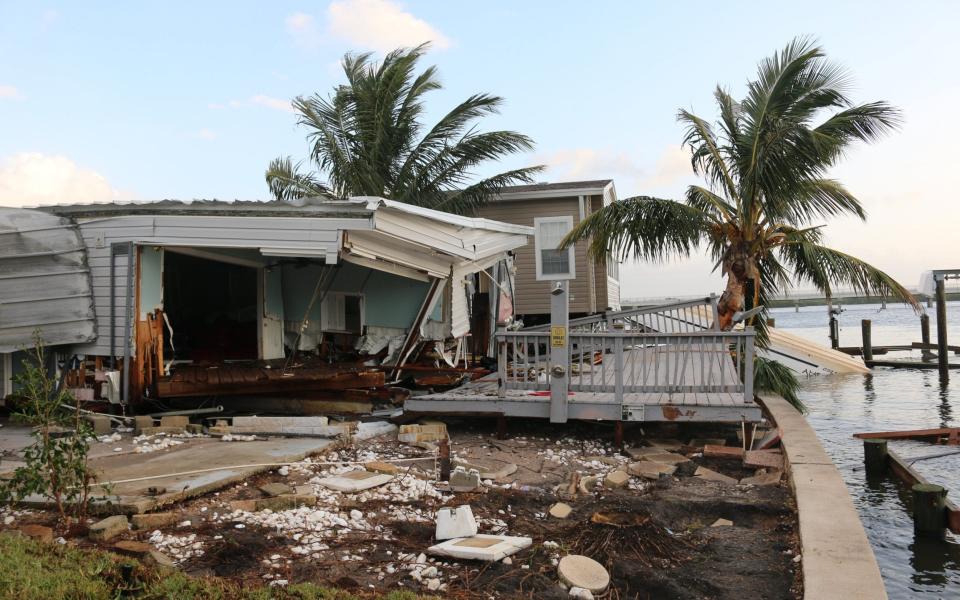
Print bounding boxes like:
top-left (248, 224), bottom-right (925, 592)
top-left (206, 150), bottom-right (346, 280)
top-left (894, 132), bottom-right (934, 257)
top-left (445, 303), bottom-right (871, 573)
top-left (2, 1), bottom-right (958, 296)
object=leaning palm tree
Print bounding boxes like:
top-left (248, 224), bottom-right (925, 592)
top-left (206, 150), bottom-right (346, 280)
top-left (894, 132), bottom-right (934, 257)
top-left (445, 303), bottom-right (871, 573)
top-left (266, 44), bottom-right (543, 214)
top-left (563, 39), bottom-right (920, 407)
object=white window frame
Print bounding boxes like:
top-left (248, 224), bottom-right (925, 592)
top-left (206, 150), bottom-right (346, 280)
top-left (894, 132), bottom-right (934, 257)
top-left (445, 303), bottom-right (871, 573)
top-left (1, 353), bottom-right (12, 399)
top-left (321, 292), bottom-right (365, 333)
top-left (534, 216), bottom-right (576, 281)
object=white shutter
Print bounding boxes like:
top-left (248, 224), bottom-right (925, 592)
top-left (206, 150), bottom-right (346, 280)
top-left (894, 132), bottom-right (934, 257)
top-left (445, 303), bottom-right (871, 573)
top-left (322, 294), bottom-right (346, 331)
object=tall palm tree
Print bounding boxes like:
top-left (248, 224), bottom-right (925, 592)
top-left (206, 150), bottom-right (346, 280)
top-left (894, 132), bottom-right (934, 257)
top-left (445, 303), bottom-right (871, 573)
top-left (565, 38), bottom-right (919, 334)
top-left (266, 44), bottom-right (543, 214)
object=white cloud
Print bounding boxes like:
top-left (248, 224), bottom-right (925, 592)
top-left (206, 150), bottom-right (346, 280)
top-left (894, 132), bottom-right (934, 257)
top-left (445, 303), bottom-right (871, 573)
top-left (286, 11), bottom-right (321, 49)
top-left (209, 96), bottom-right (294, 113)
top-left (286, 0), bottom-right (451, 53)
top-left (195, 128), bottom-right (218, 140)
top-left (641, 145), bottom-right (692, 189)
top-left (250, 95), bottom-right (294, 113)
top-left (0, 85), bottom-right (23, 100)
top-left (539, 148), bottom-right (644, 180)
top-left (0, 153), bottom-right (128, 207)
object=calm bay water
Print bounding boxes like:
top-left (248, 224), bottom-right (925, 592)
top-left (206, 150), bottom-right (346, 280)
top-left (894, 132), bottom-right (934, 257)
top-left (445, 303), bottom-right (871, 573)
top-left (769, 302), bottom-right (960, 599)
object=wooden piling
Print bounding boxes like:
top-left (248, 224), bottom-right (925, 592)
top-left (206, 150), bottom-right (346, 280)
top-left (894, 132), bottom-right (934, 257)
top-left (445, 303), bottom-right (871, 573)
top-left (863, 438), bottom-right (888, 476)
top-left (912, 483), bottom-right (947, 535)
top-left (438, 438), bottom-right (451, 481)
top-left (921, 314), bottom-right (932, 359)
top-left (829, 315), bottom-right (840, 350)
top-left (496, 414), bottom-right (507, 440)
top-left (936, 278), bottom-right (949, 381)
top-left (861, 319), bottom-right (873, 362)
top-left (613, 421), bottom-right (624, 449)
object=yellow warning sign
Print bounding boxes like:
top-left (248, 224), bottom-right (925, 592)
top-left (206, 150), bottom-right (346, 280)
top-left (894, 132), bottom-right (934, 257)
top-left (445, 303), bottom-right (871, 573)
top-left (550, 326), bottom-right (567, 348)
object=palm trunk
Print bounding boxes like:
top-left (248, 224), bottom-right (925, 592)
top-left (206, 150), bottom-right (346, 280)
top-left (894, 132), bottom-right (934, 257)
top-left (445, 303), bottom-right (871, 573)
top-left (717, 274), bottom-right (745, 330)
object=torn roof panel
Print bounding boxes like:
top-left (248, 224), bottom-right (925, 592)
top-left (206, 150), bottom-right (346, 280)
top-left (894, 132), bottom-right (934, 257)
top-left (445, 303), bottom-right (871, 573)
top-left (0, 208), bottom-right (97, 352)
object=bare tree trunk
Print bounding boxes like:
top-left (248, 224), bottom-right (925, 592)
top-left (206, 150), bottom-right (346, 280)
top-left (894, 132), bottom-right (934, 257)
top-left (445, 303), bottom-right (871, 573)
top-left (717, 274), bottom-right (745, 330)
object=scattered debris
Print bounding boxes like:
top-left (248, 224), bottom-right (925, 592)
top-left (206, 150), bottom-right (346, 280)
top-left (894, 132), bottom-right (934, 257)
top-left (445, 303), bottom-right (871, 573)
top-left (711, 518), bottom-right (734, 527)
top-left (428, 534), bottom-right (532, 561)
top-left (435, 505), bottom-right (478, 540)
top-left (316, 470), bottom-right (393, 492)
top-left (603, 470), bottom-right (630, 489)
top-left (693, 466), bottom-right (738, 484)
top-left (449, 466), bottom-right (481, 492)
top-left (627, 461), bottom-right (676, 480)
top-left (549, 502), bottom-right (573, 519)
top-left (398, 422), bottom-right (447, 443)
top-left (744, 450), bottom-right (785, 470)
top-left (704, 444), bottom-right (745, 459)
top-left (89, 515), bottom-right (129, 541)
top-left (639, 452), bottom-right (691, 466)
top-left (259, 483), bottom-right (293, 497)
top-left (741, 469), bottom-right (784, 486)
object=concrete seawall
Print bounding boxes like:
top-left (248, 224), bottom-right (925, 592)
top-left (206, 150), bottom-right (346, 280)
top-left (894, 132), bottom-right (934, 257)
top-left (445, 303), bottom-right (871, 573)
top-left (757, 394), bottom-right (888, 600)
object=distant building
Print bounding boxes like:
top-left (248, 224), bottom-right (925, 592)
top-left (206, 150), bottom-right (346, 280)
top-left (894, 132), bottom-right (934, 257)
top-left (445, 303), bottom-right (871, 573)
top-left (477, 179), bottom-right (620, 324)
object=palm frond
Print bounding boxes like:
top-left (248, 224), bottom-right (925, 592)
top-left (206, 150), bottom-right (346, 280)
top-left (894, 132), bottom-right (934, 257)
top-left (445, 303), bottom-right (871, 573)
top-left (265, 156), bottom-right (330, 202)
top-left (562, 196), bottom-right (710, 262)
top-left (779, 236), bottom-right (920, 311)
top-left (754, 355), bottom-right (805, 412)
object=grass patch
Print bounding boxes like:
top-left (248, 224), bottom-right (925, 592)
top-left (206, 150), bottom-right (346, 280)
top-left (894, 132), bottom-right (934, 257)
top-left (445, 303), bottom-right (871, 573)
top-left (0, 533), bottom-right (431, 600)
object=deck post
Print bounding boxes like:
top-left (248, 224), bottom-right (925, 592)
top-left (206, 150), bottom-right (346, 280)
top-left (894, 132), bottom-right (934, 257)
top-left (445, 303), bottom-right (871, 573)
top-left (438, 438), bottom-right (451, 481)
top-left (549, 281), bottom-right (569, 423)
top-left (912, 483), bottom-right (947, 535)
top-left (936, 277), bottom-right (949, 381)
top-left (921, 314), bottom-right (933, 360)
top-left (497, 331), bottom-right (507, 399)
top-left (614, 421), bottom-right (624, 448)
top-left (743, 328), bottom-right (755, 403)
top-left (863, 438), bottom-right (888, 476)
top-left (861, 319), bottom-right (873, 363)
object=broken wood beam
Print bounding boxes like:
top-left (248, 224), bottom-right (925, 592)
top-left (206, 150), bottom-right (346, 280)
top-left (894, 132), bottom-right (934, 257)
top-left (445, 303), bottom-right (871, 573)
top-left (744, 449), bottom-right (784, 470)
top-left (853, 427), bottom-right (960, 445)
top-left (703, 445), bottom-right (744, 460)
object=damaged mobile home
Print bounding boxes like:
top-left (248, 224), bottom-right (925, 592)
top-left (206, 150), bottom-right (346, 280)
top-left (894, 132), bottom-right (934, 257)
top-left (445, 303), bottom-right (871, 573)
top-left (0, 197), bottom-right (528, 410)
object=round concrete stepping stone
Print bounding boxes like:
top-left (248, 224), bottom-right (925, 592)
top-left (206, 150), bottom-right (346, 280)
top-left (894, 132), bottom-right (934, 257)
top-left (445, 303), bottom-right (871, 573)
top-left (549, 502), bottom-right (572, 519)
top-left (558, 555), bottom-right (609, 593)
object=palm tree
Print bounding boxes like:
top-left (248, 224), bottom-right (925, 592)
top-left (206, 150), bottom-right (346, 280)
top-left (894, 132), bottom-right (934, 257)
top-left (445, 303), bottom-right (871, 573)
top-left (266, 44), bottom-right (543, 214)
top-left (566, 38), bottom-right (918, 329)
top-left (563, 39), bottom-right (920, 408)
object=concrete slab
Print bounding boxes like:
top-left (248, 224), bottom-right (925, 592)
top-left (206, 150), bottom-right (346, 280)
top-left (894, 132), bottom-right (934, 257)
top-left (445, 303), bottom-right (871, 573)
top-left (427, 534), bottom-right (532, 561)
top-left (558, 555), bottom-right (610, 593)
top-left (693, 466), bottom-right (738, 485)
top-left (627, 461), bottom-right (676, 480)
top-left (316, 470), bottom-right (393, 492)
top-left (639, 452), bottom-right (691, 466)
top-left (435, 506), bottom-right (478, 540)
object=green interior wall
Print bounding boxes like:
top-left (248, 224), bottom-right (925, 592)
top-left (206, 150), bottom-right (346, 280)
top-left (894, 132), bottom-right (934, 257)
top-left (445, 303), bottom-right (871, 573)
top-left (138, 246), bottom-right (164, 319)
top-left (280, 261), bottom-right (430, 330)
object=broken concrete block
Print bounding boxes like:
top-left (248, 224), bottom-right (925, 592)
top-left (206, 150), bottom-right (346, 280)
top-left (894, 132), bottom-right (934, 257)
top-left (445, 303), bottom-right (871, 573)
top-left (131, 512), bottom-right (178, 530)
top-left (144, 550), bottom-right (176, 568)
top-left (711, 518), bottom-right (733, 527)
top-left (89, 515), bottom-right (129, 541)
top-left (453, 459), bottom-right (518, 481)
top-left (113, 540), bottom-right (153, 556)
top-left (254, 494), bottom-right (316, 511)
top-left (744, 450), bottom-right (784, 470)
top-left (740, 469), bottom-right (783, 486)
top-left (640, 452), bottom-right (691, 466)
top-left (398, 422), bottom-right (447, 443)
top-left (693, 466), bottom-right (738, 485)
top-left (549, 503), bottom-right (572, 519)
top-left (704, 444), bottom-right (744, 459)
top-left (603, 470), bottom-right (630, 489)
top-left (558, 555), bottom-right (610, 593)
top-left (294, 484), bottom-right (315, 495)
top-left (435, 505), bottom-right (478, 540)
top-left (229, 499), bottom-right (259, 512)
top-left (623, 446), bottom-right (666, 460)
top-left (449, 466), bottom-right (481, 492)
top-left (134, 415), bottom-right (154, 434)
top-left (428, 534), bottom-right (532, 561)
top-left (647, 439), bottom-right (684, 452)
top-left (364, 460), bottom-right (401, 475)
top-left (627, 461), bottom-right (676, 480)
top-left (85, 415), bottom-right (112, 435)
top-left (316, 470), bottom-right (393, 492)
top-left (688, 438), bottom-right (726, 449)
top-left (259, 482), bottom-right (293, 497)
top-left (19, 524), bottom-right (53, 543)
top-left (159, 416), bottom-right (189, 428)
top-left (569, 587), bottom-right (595, 600)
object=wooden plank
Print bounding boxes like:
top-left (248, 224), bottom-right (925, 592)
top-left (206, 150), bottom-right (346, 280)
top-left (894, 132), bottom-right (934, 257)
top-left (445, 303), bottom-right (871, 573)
top-left (704, 445), bottom-right (744, 459)
top-left (744, 449), bottom-right (784, 470)
top-left (853, 427), bottom-right (960, 444)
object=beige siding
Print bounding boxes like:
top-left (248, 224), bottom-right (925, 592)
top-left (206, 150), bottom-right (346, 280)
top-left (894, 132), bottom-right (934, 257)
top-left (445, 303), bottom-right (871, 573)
top-left (480, 196), bottom-right (596, 315)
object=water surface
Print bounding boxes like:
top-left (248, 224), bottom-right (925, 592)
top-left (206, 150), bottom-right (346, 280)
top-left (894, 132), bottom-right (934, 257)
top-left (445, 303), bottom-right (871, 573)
top-left (769, 303), bottom-right (960, 598)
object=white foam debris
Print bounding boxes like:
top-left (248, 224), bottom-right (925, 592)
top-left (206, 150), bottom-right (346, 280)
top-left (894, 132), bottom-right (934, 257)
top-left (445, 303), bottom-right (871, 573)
top-left (97, 432), bottom-right (122, 443)
top-left (147, 530), bottom-right (204, 563)
top-left (221, 433), bottom-right (257, 442)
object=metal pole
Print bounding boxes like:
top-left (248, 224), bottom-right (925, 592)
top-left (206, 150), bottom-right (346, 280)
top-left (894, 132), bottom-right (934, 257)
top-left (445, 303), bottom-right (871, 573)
top-left (861, 319), bottom-right (873, 363)
top-left (549, 281), bottom-right (569, 423)
top-left (829, 314), bottom-right (839, 349)
top-left (936, 277), bottom-right (949, 381)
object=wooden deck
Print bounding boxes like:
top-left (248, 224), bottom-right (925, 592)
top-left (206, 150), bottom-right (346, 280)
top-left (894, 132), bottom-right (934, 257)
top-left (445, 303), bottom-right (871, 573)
top-left (406, 346), bottom-right (762, 423)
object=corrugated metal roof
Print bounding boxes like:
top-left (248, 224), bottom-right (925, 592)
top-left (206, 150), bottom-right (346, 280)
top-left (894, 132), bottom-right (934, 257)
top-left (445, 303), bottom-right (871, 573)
top-left (0, 209), bottom-right (97, 352)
